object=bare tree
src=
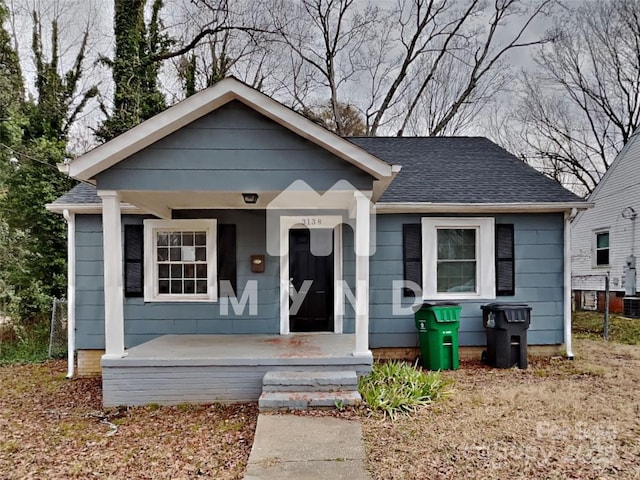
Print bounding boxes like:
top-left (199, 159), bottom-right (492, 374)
top-left (269, 0), bottom-right (379, 136)
top-left (163, 0), bottom-right (277, 100)
top-left (304, 100), bottom-right (366, 135)
top-left (510, 0), bottom-right (640, 195)
top-left (371, 0), bottom-right (555, 136)
top-left (269, 0), bottom-right (554, 137)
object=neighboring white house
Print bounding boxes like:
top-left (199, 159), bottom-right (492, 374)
top-left (572, 131), bottom-right (640, 314)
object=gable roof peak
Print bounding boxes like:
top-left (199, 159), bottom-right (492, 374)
top-left (64, 77), bottom-right (393, 182)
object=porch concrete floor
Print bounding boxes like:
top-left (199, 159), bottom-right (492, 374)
top-left (100, 334), bottom-right (372, 406)
top-left (109, 333), bottom-right (369, 365)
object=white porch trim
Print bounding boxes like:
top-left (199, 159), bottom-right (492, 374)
top-left (376, 201), bottom-right (593, 214)
top-left (98, 190), bottom-right (126, 358)
top-left (62, 210), bottom-right (76, 378)
top-left (354, 193), bottom-right (371, 357)
top-left (279, 215), bottom-right (345, 336)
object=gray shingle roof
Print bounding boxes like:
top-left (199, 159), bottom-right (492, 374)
top-left (349, 136), bottom-right (584, 203)
top-left (52, 182), bottom-right (100, 204)
top-left (54, 137), bottom-right (583, 205)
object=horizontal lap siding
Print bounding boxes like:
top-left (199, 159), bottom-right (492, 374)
top-left (571, 136), bottom-right (640, 293)
top-left (75, 211), bottom-right (280, 350)
top-left (369, 213), bottom-right (565, 348)
top-left (94, 101), bottom-right (373, 192)
top-left (102, 362), bottom-right (371, 406)
top-left (76, 215), bottom-right (105, 349)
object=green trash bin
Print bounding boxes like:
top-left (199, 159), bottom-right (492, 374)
top-left (414, 302), bottom-right (462, 370)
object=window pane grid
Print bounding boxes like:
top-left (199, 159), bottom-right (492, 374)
top-left (436, 228), bottom-right (477, 293)
top-left (156, 230), bottom-right (207, 295)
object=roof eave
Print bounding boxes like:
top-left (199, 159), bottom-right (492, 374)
top-left (375, 201), bottom-right (594, 214)
top-left (45, 203), bottom-right (146, 215)
top-left (67, 78), bottom-right (393, 182)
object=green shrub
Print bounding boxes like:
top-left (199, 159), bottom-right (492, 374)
top-left (358, 360), bottom-right (452, 420)
top-left (0, 320), bottom-right (51, 365)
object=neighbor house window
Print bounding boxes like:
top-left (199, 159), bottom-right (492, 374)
top-left (143, 219), bottom-right (217, 301)
top-left (422, 217), bottom-right (495, 300)
top-left (595, 231), bottom-right (610, 266)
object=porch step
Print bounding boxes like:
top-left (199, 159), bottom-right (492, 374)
top-left (258, 391), bottom-right (362, 411)
top-left (259, 370), bottom-right (362, 411)
top-left (262, 370), bottom-right (358, 392)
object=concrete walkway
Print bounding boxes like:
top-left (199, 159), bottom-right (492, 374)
top-left (244, 414), bottom-right (371, 480)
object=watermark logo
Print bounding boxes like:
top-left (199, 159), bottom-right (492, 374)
top-left (265, 179), bottom-right (376, 257)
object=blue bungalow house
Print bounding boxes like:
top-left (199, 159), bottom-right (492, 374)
top-left (47, 77), bottom-right (590, 407)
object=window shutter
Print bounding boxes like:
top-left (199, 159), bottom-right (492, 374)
top-left (217, 224), bottom-right (237, 297)
top-left (495, 224), bottom-right (515, 296)
top-left (124, 224), bottom-right (144, 297)
top-left (402, 224), bottom-right (422, 297)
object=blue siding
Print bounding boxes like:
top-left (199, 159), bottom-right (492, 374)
top-left (75, 211), bottom-right (281, 350)
top-left (75, 212), bottom-right (566, 350)
top-left (94, 101), bottom-right (373, 192)
top-left (368, 213), bottom-right (566, 348)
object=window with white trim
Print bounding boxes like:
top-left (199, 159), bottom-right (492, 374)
top-left (143, 219), bottom-right (217, 301)
top-left (422, 217), bottom-right (495, 300)
top-left (594, 230), bottom-right (610, 267)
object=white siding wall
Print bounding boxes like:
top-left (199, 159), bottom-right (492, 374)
top-left (572, 134), bottom-right (640, 292)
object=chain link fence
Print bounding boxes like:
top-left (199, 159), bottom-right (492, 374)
top-left (49, 298), bottom-right (68, 358)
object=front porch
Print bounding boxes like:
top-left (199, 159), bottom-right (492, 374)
top-left (101, 333), bottom-right (372, 406)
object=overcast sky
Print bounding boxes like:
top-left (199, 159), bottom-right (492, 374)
top-left (9, 0), bottom-right (559, 150)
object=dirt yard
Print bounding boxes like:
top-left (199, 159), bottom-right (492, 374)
top-left (1, 326), bottom-right (639, 479)
top-left (362, 337), bottom-right (640, 479)
top-left (0, 361), bottom-right (257, 479)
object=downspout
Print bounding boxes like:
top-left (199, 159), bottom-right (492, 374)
top-left (63, 209), bottom-right (76, 378)
top-left (564, 208), bottom-right (577, 359)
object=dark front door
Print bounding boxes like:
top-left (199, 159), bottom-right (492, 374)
top-left (289, 228), bottom-right (334, 332)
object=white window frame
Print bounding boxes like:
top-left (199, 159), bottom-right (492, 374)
top-left (593, 228), bottom-right (610, 268)
top-left (143, 219), bottom-right (218, 302)
top-left (422, 217), bottom-right (496, 300)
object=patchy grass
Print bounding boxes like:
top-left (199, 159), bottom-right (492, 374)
top-left (573, 310), bottom-right (640, 344)
top-left (359, 361), bottom-right (452, 420)
top-left (362, 337), bottom-right (640, 479)
top-left (0, 361), bottom-right (258, 479)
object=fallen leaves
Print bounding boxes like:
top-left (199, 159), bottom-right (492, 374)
top-left (0, 361), bottom-right (258, 479)
top-left (362, 338), bottom-right (640, 479)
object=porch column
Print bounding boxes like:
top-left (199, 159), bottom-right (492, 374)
top-left (98, 190), bottom-right (126, 358)
top-left (354, 192), bottom-right (371, 356)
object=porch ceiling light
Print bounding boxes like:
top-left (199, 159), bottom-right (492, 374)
top-left (242, 193), bottom-right (259, 204)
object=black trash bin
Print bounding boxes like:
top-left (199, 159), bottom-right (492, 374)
top-left (481, 303), bottom-right (532, 369)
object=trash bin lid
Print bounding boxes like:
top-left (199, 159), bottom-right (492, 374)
top-left (422, 302), bottom-right (460, 307)
top-left (481, 303), bottom-right (531, 311)
top-left (414, 302), bottom-right (461, 313)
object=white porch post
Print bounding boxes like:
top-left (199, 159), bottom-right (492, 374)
top-left (98, 190), bottom-right (126, 358)
top-left (354, 193), bottom-right (371, 356)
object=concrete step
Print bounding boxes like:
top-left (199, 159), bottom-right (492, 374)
top-left (262, 370), bottom-right (358, 392)
top-left (258, 390), bottom-right (362, 411)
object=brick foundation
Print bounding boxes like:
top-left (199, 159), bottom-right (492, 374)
top-left (371, 344), bottom-right (564, 363)
top-left (77, 350), bottom-right (104, 377)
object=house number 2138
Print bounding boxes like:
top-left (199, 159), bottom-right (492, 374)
top-left (300, 218), bottom-right (322, 226)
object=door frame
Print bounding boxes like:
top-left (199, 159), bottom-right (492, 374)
top-left (279, 215), bottom-right (343, 335)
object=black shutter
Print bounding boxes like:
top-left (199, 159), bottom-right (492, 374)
top-left (124, 224), bottom-right (144, 297)
top-left (402, 224), bottom-right (422, 297)
top-left (496, 224), bottom-right (515, 296)
top-left (218, 224), bottom-right (237, 297)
